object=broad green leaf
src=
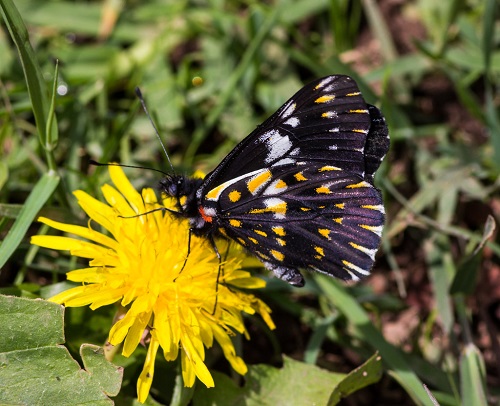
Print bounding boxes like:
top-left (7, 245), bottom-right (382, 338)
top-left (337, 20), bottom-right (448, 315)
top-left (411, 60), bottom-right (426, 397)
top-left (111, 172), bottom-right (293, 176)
top-left (0, 295), bottom-right (123, 405)
top-left (193, 355), bottom-right (381, 406)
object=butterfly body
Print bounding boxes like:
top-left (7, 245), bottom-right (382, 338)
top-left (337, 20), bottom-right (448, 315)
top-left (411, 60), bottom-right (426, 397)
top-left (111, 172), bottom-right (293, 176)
top-left (160, 75), bottom-right (389, 286)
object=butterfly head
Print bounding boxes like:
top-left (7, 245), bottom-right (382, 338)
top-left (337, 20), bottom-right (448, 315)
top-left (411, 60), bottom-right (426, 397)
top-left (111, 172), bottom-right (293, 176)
top-left (159, 175), bottom-right (203, 217)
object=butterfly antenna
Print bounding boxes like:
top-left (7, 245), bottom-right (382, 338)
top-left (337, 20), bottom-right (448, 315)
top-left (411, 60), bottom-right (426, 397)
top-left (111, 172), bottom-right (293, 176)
top-left (89, 160), bottom-right (170, 177)
top-left (135, 87), bottom-right (175, 174)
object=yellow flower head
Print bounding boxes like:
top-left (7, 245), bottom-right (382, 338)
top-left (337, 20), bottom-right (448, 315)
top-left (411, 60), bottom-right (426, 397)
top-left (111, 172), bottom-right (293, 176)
top-left (31, 166), bottom-right (275, 403)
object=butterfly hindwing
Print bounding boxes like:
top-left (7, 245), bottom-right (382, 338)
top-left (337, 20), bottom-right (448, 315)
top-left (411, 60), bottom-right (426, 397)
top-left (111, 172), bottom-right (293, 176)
top-left (211, 162), bottom-right (384, 282)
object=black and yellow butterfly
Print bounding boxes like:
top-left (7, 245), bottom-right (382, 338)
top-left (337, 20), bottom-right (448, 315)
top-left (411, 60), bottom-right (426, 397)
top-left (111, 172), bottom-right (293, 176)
top-left (160, 75), bottom-right (389, 286)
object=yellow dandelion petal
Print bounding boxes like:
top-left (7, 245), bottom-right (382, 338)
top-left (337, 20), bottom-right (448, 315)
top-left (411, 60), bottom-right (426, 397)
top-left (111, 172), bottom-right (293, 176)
top-left (50, 285), bottom-right (88, 305)
top-left (138, 331), bottom-right (160, 403)
top-left (181, 333), bottom-right (214, 388)
top-left (109, 310), bottom-right (136, 346)
top-left (73, 190), bottom-right (120, 232)
top-left (36, 217), bottom-right (118, 250)
top-left (31, 235), bottom-right (109, 259)
top-left (212, 324), bottom-right (247, 375)
top-left (31, 165), bottom-right (275, 401)
top-left (108, 165), bottom-right (146, 214)
top-left (65, 267), bottom-right (106, 283)
top-left (227, 276), bottom-right (267, 289)
top-left (100, 183), bottom-right (143, 218)
top-left (123, 311), bottom-right (151, 357)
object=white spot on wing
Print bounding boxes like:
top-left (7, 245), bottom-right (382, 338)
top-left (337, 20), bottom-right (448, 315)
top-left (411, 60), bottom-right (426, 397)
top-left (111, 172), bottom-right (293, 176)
top-left (273, 158), bottom-right (295, 166)
top-left (284, 117), bottom-right (300, 127)
top-left (350, 243), bottom-right (378, 261)
top-left (263, 179), bottom-right (288, 196)
top-left (264, 197), bottom-right (286, 219)
top-left (344, 261), bottom-right (370, 276)
top-left (322, 111), bottom-right (338, 118)
top-left (259, 129), bottom-right (293, 164)
top-left (281, 101), bottom-right (296, 118)
top-left (329, 145), bottom-right (338, 150)
top-left (315, 77), bottom-right (333, 89)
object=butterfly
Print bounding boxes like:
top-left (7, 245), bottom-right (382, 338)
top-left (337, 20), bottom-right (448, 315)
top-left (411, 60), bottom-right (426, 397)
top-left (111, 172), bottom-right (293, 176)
top-left (160, 75), bottom-right (389, 287)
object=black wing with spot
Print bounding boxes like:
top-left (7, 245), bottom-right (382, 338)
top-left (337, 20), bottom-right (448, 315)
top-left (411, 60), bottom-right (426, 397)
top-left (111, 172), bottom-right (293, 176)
top-left (213, 163), bottom-right (384, 281)
top-left (196, 75), bottom-right (389, 284)
top-left (199, 75), bottom-right (379, 197)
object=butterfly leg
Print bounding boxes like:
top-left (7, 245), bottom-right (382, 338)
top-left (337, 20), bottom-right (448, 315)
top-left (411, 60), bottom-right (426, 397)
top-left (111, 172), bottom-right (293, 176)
top-left (263, 262), bottom-right (305, 287)
top-left (208, 234), bottom-right (222, 315)
top-left (173, 228), bottom-right (193, 282)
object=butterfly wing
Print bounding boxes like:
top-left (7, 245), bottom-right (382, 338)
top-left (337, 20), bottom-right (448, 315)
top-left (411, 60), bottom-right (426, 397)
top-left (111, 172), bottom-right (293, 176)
top-left (196, 75), bottom-right (389, 285)
top-left (200, 75), bottom-right (376, 193)
top-left (209, 162), bottom-right (384, 285)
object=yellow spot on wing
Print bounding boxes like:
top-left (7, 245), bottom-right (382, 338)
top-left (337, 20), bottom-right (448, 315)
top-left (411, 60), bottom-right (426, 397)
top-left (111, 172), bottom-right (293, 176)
top-left (353, 129), bottom-right (368, 134)
top-left (206, 184), bottom-right (225, 200)
top-left (256, 251), bottom-right (270, 260)
top-left (362, 204), bottom-right (385, 213)
top-left (300, 207), bottom-right (311, 211)
top-left (276, 238), bottom-right (286, 246)
top-left (272, 226), bottom-right (286, 236)
top-left (319, 166), bottom-right (341, 171)
top-left (349, 109), bottom-right (369, 113)
top-left (346, 181), bottom-right (370, 189)
top-left (248, 237), bottom-right (258, 244)
top-left (247, 170), bottom-right (272, 194)
top-left (228, 190), bottom-right (242, 202)
top-left (250, 201), bottom-right (287, 215)
top-left (316, 186), bottom-right (332, 194)
top-left (346, 92), bottom-right (361, 96)
top-left (359, 224), bottom-right (383, 236)
top-left (254, 229), bottom-right (268, 237)
top-left (342, 259), bottom-right (370, 276)
top-left (272, 179), bottom-right (288, 190)
top-left (237, 238), bottom-right (247, 246)
top-left (335, 203), bottom-right (345, 209)
top-left (218, 228), bottom-right (228, 237)
top-left (270, 250), bottom-right (284, 261)
top-left (318, 229), bottom-right (331, 240)
top-left (333, 217), bottom-right (343, 224)
top-left (314, 246), bottom-right (324, 256)
top-left (229, 219), bottom-right (242, 227)
top-left (322, 111), bottom-right (336, 118)
top-left (294, 172), bottom-right (307, 181)
top-left (315, 95), bottom-right (335, 103)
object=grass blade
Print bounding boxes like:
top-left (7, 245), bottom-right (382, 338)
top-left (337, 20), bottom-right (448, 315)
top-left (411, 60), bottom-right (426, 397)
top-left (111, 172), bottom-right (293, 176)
top-left (0, 172), bottom-right (60, 269)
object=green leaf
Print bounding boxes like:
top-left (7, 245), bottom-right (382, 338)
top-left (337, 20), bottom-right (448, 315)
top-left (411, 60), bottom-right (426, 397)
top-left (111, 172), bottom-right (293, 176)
top-left (460, 344), bottom-right (487, 406)
top-left (0, 171), bottom-right (60, 269)
top-left (315, 275), bottom-right (445, 406)
top-left (193, 355), bottom-right (380, 406)
top-left (328, 352), bottom-right (383, 405)
top-left (0, 0), bottom-right (59, 152)
top-left (0, 295), bottom-right (123, 405)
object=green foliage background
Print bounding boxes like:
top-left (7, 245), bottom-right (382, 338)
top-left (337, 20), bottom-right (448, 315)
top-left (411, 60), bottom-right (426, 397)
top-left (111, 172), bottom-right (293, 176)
top-left (1, 0), bottom-right (499, 405)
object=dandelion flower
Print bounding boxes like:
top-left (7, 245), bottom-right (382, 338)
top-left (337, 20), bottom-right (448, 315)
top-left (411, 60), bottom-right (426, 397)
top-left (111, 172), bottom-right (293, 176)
top-left (31, 166), bottom-right (275, 403)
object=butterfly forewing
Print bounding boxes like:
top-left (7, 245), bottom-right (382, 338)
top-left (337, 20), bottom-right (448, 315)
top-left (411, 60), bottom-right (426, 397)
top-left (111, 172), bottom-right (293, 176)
top-left (200, 75), bottom-right (373, 193)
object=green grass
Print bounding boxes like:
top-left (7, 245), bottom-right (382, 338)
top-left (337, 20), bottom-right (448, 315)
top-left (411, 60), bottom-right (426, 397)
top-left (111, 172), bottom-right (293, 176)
top-left (1, 0), bottom-right (499, 404)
